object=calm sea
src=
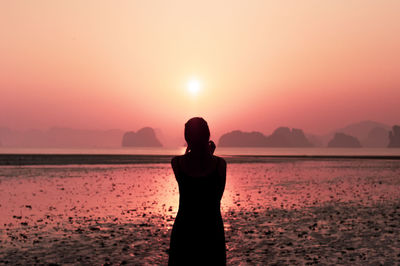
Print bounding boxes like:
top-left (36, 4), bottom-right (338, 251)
top-left (1, 147), bottom-right (400, 157)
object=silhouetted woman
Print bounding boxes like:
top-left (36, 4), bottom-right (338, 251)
top-left (168, 117), bottom-right (227, 266)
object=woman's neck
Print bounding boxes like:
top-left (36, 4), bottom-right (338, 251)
top-left (188, 146), bottom-right (210, 158)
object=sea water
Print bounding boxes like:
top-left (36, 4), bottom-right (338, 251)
top-left (1, 146), bottom-right (400, 156)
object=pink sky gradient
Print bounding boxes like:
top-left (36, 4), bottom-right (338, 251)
top-left (1, 0), bottom-right (400, 138)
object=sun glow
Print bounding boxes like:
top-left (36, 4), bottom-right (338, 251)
top-left (187, 79), bottom-right (201, 96)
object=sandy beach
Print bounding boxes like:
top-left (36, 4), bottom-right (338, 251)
top-left (1, 159), bottom-right (400, 265)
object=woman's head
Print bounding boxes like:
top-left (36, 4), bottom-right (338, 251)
top-left (184, 117), bottom-right (210, 151)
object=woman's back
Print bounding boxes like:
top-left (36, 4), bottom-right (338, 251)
top-left (168, 154), bottom-right (226, 266)
top-left (173, 155), bottom-right (224, 213)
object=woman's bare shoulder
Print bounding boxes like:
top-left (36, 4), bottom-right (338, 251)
top-left (171, 155), bottom-right (183, 166)
top-left (171, 155), bottom-right (184, 176)
top-left (213, 156), bottom-right (227, 169)
top-left (213, 155), bottom-right (226, 163)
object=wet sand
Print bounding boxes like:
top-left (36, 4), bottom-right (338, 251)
top-left (1, 159), bottom-right (400, 265)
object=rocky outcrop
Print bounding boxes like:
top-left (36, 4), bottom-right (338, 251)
top-left (388, 125), bottom-right (400, 148)
top-left (362, 127), bottom-right (389, 147)
top-left (265, 127), bottom-right (313, 147)
top-left (218, 130), bottom-right (267, 147)
top-left (218, 127), bottom-right (313, 147)
top-left (0, 127), bottom-right (124, 148)
top-left (328, 133), bottom-right (362, 148)
top-left (122, 127), bottom-right (162, 147)
top-left (334, 120), bottom-right (391, 142)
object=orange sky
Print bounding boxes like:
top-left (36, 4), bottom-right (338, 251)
top-left (1, 0), bottom-right (400, 139)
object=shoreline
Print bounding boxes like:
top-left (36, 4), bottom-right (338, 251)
top-left (1, 153), bottom-right (400, 166)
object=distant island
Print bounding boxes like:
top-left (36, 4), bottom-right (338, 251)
top-left (327, 133), bottom-right (362, 148)
top-left (217, 122), bottom-right (398, 148)
top-left (122, 127), bottom-right (162, 147)
top-left (218, 127), bottom-right (313, 147)
top-left (0, 120), bottom-right (399, 149)
top-left (388, 125), bottom-right (400, 148)
top-left (363, 127), bottom-right (389, 147)
top-left (266, 127), bottom-right (313, 147)
top-left (0, 127), bottom-right (124, 148)
top-left (218, 130), bottom-right (266, 147)
top-left (304, 121), bottom-right (391, 148)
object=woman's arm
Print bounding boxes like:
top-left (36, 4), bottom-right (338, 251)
top-left (216, 157), bottom-right (227, 200)
top-left (171, 156), bottom-right (181, 179)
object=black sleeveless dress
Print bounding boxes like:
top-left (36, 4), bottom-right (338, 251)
top-left (168, 156), bottom-right (226, 266)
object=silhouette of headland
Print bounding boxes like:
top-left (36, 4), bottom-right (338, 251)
top-left (218, 127), bottom-right (313, 147)
top-left (388, 125), bottom-right (400, 148)
top-left (311, 120), bottom-right (391, 147)
top-left (328, 133), bottom-right (362, 148)
top-left (0, 127), bottom-right (124, 148)
top-left (0, 120), bottom-right (399, 148)
top-left (122, 127), bottom-right (162, 147)
top-left (363, 127), bottom-right (389, 147)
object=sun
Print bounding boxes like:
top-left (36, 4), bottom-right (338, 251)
top-left (187, 78), bottom-right (201, 95)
